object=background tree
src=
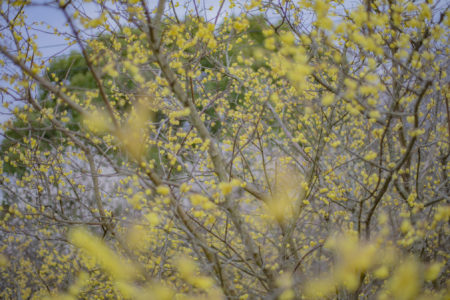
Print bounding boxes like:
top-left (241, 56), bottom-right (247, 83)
top-left (0, 0), bottom-right (448, 299)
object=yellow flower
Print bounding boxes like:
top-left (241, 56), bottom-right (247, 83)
top-left (145, 212), bottom-right (160, 226)
top-left (180, 183), bottom-right (191, 193)
top-left (369, 110), bottom-right (381, 120)
top-left (424, 263), bottom-right (442, 281)
top-left (374, 266), bottom-right (389, 279)
top-left (364, 151), bottom-right (377, 161)
top-left (388, 259), bottom-right (420, 300)
top-left (321, 93), bottom-right (335, 106)
top-left (0, 254), bottom-right (9, 268)
top-left (264, 37), bottom-right (276, 51)
top-left (156, 185), bottom-right (170, 195)
top-left (218, 182), bottom-right (233, 195)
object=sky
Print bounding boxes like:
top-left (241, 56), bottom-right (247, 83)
top-left (7, 0), bottom-right (235, 59)
top-left (0, 0), bottom-right (259, 125)
top-left (0, 1), bottom-right (78, 124)
top-left (24, 3), bottom-right (78, 59)
top-left (0, 0), bottom-right (227, 123)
